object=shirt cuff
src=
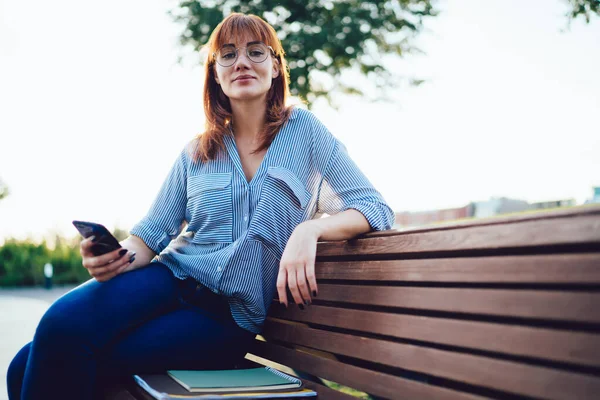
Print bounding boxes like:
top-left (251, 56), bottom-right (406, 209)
top-left (130, 218), bottom-right (175, 254)
top-left (343, 201), bottom-right (395, 232)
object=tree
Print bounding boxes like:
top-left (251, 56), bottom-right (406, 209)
top-left (170, 0), bottom-right (437, 105)
top-left (566, 0), bottom-right (599, 23)
top-left (0, 178), bottom-right (8, 201)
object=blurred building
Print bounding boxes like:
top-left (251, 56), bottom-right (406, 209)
top-left (584, 186), bottom-right (600, 204)
top-left (471, 197), bottom-right (530, 218)
top-left (394, 194), bottom-right (578, 229)
top-left (529, 199), bottom-right (576, 210)
top-left (394, 204), bottom-right (474, 229)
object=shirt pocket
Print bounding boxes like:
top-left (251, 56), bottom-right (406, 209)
top-left (186, 173), bottom-right (233, 243)
top-left (248, 167), bottom-right (311, 257)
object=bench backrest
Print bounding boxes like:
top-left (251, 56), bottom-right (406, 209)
top-left (249, 206), bottom-right (600, 399)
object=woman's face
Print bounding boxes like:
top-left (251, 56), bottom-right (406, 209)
top-left (214, 35), bottom-right (279, 103)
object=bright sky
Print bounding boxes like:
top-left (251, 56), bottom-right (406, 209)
top-left (1, 0), bottom-right (599, 242)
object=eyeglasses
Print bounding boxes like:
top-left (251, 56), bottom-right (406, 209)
top-left (213, 41), bottom-right (274, 67)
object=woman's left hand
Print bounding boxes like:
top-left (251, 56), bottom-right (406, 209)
top-left (276, 222), bottom-right (320, 308)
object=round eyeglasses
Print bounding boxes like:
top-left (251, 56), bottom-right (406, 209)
top-left (213, 41), bottom-right (274, 67)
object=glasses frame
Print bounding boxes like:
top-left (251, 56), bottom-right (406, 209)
top-left (212, 41), bottom-right (275, 67)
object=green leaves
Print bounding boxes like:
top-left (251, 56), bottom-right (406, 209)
top-left (0, 237), bottom-right (87, 287)
top-left (566, 0), bottom-right (600, 23)
top-left (170, 0), bottom-right (436, 105)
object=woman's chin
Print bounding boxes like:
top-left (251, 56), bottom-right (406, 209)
top-left (227, 90), bottom-right (269, 102)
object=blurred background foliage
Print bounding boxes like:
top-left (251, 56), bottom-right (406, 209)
top-left (567, 0), bottom-right (600, 23)
top-left (0, 228), bottom-right (130, 287)
top-left (0, 236), bottom-right (85, 287)
top-left (169, 0), bottom-right (597, 106)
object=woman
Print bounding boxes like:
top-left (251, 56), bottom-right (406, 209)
top-left (7, 13), bottom-right (394, 399)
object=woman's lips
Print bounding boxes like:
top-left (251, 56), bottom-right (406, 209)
top-left (234, 75), bottom-right (255, 82)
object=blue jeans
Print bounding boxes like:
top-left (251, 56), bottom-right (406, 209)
top-left (6, 262), bottom-right (255, 400)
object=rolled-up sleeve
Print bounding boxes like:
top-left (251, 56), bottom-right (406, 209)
top-left (317, 138), bottom-right (395, 232)
top-left (130, 146), bottom-right (190, 254)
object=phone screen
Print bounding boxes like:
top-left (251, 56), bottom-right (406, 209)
top-left (72, 220), bottom-right (122, 256)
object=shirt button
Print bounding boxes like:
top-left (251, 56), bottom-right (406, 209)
top-left (244, 215), bottom-right (248, 221)
top-left (217, 266), bottom-right (222, 272)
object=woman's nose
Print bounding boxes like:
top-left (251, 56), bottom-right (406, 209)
top-left (234, 52), bottom-right (251, 69)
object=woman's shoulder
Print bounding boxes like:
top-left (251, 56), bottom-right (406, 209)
top-left (287, 107), bottom-right (332, 138)
top-left (288, 106), bottom-right (319, 125)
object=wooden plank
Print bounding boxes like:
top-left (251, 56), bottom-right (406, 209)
top-left (315, 253), bottom-right (600, 284)
top-left (363, 205), bottom-right (600, 238)
top-left (316, 215), bottom-right (600, 257)
top-left (263, 320), bottom-right (600, 400)
top-left (250, 340), bottom-right (486, 400)
top-left (268, 304), bottom-right (600, 367)
top-left (314, 284), bottom-right (600, 323)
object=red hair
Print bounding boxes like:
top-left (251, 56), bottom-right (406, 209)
top-left (194, 13), bottom-right (293, 163)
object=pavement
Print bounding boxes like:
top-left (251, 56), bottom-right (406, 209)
top-left (0, 285), bottom-right (77, 400)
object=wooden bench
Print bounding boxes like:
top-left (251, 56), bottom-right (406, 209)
top-left (106, 205), bottom-right (600, 399)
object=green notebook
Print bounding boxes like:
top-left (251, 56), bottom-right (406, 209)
top-left (166, 367), bottom-right (303, 393)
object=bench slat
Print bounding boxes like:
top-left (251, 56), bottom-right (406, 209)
top-left (316, 253), bottom-right (600, 283)
top-left (250, 340), bottom-right (487, 400)
top-left (268, 304), bottom-right (600, 367)
top-left (263, 319), bottom-right (600, 400)
top-left (317, 215), bottom-right (600, 257)
top-left (314, 284), bottom-right (600, 323)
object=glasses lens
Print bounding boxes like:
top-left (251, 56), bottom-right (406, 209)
top-left (247, 43), bottom-right (268, 63)
top-left (217, 46), bottom-right (237, 67)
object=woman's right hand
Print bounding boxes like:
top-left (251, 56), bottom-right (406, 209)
top-left (80, 237), bottom-right (136, 282)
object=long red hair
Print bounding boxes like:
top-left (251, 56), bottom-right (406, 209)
top-left (194, 13), bottom-right (293, 163)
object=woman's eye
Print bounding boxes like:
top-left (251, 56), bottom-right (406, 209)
top-left (222, 52), bottom-right (236, 59)
top-left (249, 50), bottom-right (264, 57)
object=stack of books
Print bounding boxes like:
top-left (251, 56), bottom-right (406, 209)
top-left (134, 367), bottom-right (317, 399)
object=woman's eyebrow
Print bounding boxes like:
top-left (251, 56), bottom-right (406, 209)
top-left (221, 41), bottom-right (262, 48)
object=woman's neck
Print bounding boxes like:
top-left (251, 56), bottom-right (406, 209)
top-left (230, 98), bottom-right (267, 144)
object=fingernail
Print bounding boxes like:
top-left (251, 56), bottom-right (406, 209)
top-left (91, 236), bottom-right (99, 242)
top-left (118, 249), bottom-right (128, 257)
top-left (129, 255), bottom-right (136, 264)
top-left (313, 291), bottom-right (317, 297)
top-left (304, 300), bottom-right (310, 306)
top-left (298, 304), bottom-right (304, 310)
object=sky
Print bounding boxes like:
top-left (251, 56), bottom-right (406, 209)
top-left (0, 0), bottom-right (599, 242)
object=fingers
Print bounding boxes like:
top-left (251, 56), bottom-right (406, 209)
top-left (276, 268), bottom-right (288, 308)
top-left (80, 236), bottom-right (96, 257)
top-left (286, 269), bottom-right (305, 308)
top-left (82, 246), bottom-right (136, 282)
top-left (305, 259), bottom-right (318, 299)
top-left (296, 268), bottom-right (311, 306)
top-left (279, 261), bottom-right (319, 310)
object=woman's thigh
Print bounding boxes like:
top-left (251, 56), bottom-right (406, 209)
top-left (97, 306), bottom-right (256, 377)
top-left (33, 262), bottom-right (181, 349)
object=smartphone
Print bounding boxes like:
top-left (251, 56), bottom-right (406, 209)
top-left (72, 220), bottom-right (122, 256)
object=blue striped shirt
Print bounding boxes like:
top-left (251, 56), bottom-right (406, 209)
top-left (130, 108), bottom-right (395, 333)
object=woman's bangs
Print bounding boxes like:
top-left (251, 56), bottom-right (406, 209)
top-left (214, 15), bottom-right (276, 51)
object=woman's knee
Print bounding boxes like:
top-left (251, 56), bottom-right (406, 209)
top-left (6, 342), bottom-right (31, 400)
top-left (33, 289), bottom-right (94, 347)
